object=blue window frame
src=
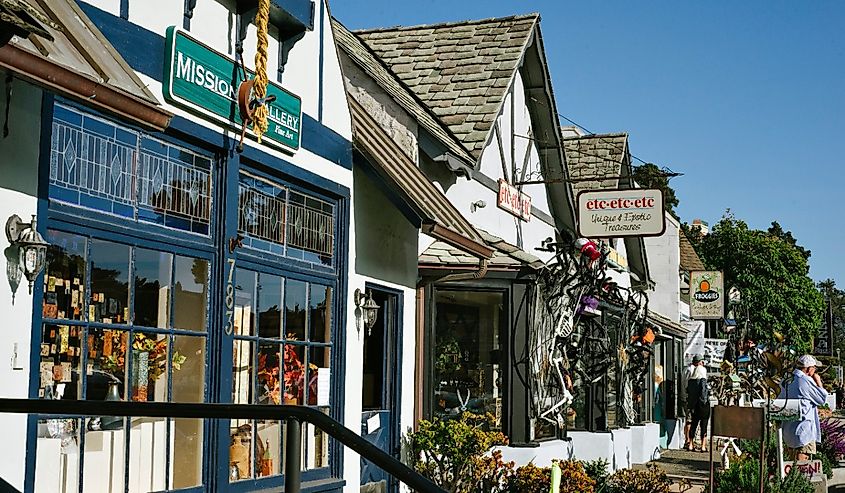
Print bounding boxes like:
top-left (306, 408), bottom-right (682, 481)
top-left (30, 99), bottom-right (349, 493)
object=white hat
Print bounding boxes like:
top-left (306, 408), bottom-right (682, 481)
top-left (797, 355), bottom-right (824, 368)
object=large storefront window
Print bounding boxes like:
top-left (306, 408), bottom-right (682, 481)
top-left (36, 230), bottom-right (209, 491)
top-left (433, 290), bottom-right (505, 430)
top-left (34, 103), bottom-right (343, 492)
top-left (229, 269), bottom-right (333, 481)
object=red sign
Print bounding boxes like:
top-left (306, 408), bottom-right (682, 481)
top-left (497, 179), bottom-right (531, 222)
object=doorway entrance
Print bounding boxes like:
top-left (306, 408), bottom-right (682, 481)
top-left (360, 287), bottom-right (401, 493)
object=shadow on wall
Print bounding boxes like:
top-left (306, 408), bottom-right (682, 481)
top-left (419, 153), bottom-right (458, 195)
top-left (4, 245), bottom-right (21, 303)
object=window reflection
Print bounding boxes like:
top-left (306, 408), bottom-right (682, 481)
top-left (433, 290), bottom-right (504, 430)
top-left (258, 274), bottom-right (282, 339)
top-left (285, 280), bottom-right (307, 341)
top-left (234, 269), bottom-right (255, 337)
top-left (173, 256), bottom-right (208, 332)
top-left (307, 347), bottom-right (331, 406)
top-left (90, 240), bottom-right (130, 324)
top-left (42, 231), bottom-right (86, 321)
top-left (171, 418), bottom-right (203, 489)
top-left (309, 285), bottom-right (331, 343)
top-left (86, 328), bottom-right (127, 402)
top-left (229, 420), bottom-right (254, 480)
top-left (256, 420), bottom-right (281, 477)
top-left (134, 249), bottom-right (172, 328)
top-left (232, 340), bottom-right (254, 405)
top-left (172, 335), bottom-right (205, 403)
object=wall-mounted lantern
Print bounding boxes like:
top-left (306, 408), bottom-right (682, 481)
top-left (6, 214), bottom-right (49, 294)
top-left (354, 288), bottom-right (380, 334)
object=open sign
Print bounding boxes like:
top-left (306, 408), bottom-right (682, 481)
top-left (783, 460), bottom-right (823, 480)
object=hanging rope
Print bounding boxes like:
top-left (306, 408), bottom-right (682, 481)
top-left (252, 0), bottom-right (271, 143)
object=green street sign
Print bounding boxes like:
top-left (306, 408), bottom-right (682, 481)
top-left (163, 26), bottom-right (301, 151)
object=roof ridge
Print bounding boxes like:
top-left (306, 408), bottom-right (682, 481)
top-left (353, 12), bottom-right (539, 34)
top-left (331, 17), bottom-right (477, 161)
top-left (562, 132), bottom-right (628, 141)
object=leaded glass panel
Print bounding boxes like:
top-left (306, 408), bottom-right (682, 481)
top-left (49, 104), bottom-right (213, 236)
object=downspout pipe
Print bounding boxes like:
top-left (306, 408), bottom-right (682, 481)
top-left (433, 258), bottom-right (489, 283)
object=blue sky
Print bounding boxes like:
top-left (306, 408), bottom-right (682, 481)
top-left (331, 1), bottom-right (845, 283)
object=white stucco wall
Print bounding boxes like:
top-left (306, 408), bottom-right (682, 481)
top-left (457, 72), bottom-right (556, 260)
top-left (346, 167), bottom-right (419, 493)
top-left (644, 213), bottom-right (681, 322)
top-left (0, 80), bottom-right (42, 491)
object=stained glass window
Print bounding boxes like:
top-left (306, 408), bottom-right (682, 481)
top-left (49, 104), bottom-right (213, 236)
top-left (237, 172), bottom-right (335, 267)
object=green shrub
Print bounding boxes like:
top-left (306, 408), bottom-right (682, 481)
top-left (603, 464), bottom-right (671, 493)
top-left (714, 454), bottom-right (815, 493)
top-left (408, 412), bottom-right (514, 493)
top-left (506, 460), bottom-right (595, 493)
top-left (581, 458), bottom-right (609, 491)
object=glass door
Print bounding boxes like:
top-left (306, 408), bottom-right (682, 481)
top-left (213, 159), bottom-right (340, 491)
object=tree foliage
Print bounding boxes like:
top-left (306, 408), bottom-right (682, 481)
top-left (632, 163), bottom-right (679, 216)
top-left (768, 221), bottom-right (811, 260)
top-left (697, 214), bottom-right (824, 352)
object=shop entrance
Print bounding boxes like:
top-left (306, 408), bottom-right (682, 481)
top-left (360, 287), bottom-right (401, 493)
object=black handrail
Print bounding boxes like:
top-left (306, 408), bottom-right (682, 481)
top-left (0, 398), bottom-right (445, 493)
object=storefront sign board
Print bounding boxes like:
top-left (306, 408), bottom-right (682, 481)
top-left (163, 27), bottom-right (301, 152)
top-left (497, 179), bottom-right (531, 221)
top-left (577, 189), bottom-right (665, 238)
top-left (690, 270), bottom-right (724, 320)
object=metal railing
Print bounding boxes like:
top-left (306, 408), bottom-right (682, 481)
top-left (0, 398), bottom-right (446, 493)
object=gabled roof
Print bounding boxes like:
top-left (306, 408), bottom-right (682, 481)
top-left (679, 232), bottom-right (705, 272)
top-left (354, 14), bottom-right (538, 158)
top-left (562, 133), bottom-right (629, 196)
top-left (0, 0), bottom-right (170, 129)
top-left (332, 17), bottom-right (474, 165)
top-left (562, 131), bottom-right (652, 287)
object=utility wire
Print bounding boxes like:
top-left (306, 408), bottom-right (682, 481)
top-left (558, 113), bottom-right (671, 171)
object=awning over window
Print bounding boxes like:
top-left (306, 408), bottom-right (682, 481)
top-left (0, 0), bottom-right (171, 130)
top-left (647, 310), bottom-right (689, 339)
top-left (419, 229), bottom-right (544, 271)
top-left (349, 96), bottom-right (493, 260)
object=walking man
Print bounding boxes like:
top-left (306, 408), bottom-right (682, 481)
top-left (780, 354), bottom-right (829, 461)
top-left (682, 355), bottom-right (700, 450)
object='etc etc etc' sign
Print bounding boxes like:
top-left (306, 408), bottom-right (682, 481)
top-left (163, 27), bottom-right (302, 151)
top-left (577, 189), bottom-right (665, 238)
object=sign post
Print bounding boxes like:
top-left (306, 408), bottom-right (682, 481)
top-left (163, 27), bottom-right (302, 152)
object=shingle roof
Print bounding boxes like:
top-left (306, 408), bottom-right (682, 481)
top-left (419, 229), bottom-right (545, 270)
top-left (355, 14), bottom-right (539, 159)
top-left (679, 232), bottom-right (705, 272)
top-left (332, 18), bottom-right (475, 164)
top-left (562, 133), bottom-right (629, 197)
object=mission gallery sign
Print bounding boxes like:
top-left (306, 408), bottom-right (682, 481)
top-left (163, 27), bottom-right (302, 152)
